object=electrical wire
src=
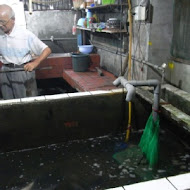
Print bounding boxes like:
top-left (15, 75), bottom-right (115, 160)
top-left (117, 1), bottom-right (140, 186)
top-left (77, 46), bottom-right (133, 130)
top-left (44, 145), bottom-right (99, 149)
top-left (133, 24), bottom-right (141, 80)
top-left (119, 0), bottom-right (123, 76)
top-left (127, 0), bottom-right (132, 81)
top-left (132, 22), bottom-right (148, 80)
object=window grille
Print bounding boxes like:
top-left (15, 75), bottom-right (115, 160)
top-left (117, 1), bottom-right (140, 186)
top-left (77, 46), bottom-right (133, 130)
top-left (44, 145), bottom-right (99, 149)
top-left (20, 0), bottom-right (73, 11)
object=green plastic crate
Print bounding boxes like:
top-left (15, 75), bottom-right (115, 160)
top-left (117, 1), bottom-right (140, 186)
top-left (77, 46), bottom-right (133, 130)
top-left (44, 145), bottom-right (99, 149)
top-left (102, 0), bottom-right (115, 5)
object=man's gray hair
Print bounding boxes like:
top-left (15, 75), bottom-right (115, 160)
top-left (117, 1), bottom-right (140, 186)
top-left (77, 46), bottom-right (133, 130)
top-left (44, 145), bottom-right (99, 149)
top-left (9, 6), bottom-right (15, 19)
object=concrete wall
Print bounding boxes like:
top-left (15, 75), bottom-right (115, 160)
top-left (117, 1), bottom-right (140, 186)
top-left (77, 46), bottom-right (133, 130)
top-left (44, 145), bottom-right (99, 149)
top-left (25, 10), bottom-right (78, 53)
top-left (98, 49), bottom-right (127, 77)
top-left (0, 86), bottom-right (189, 152)
top-left (148, 0), bottom-right (173, 80)
top-left (165, 62), bottom-right (190, 92)
top-left (131, 0), bottom-right (190, 93)
top-left (0, 90), bottom-right (125, 152)
top-left (131, 0), bottom-right (173, 81)
top-left (148, 0), bottom-right (190, 93)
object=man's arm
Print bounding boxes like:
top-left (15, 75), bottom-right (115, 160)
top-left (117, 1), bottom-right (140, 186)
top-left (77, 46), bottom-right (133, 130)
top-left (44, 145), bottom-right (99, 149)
top-left (24, 47), bottom-right (52, 72)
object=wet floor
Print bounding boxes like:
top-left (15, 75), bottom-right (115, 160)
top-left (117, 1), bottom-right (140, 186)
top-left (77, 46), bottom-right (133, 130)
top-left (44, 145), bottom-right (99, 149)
top-left (0, 130), bottom-right (190, 190)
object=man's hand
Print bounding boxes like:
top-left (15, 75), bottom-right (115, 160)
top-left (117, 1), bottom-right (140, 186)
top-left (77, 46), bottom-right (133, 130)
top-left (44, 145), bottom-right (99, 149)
top-left (24, 61), bottom-right (39, 72)
top-left (24, 47), bottom-right (51, 72)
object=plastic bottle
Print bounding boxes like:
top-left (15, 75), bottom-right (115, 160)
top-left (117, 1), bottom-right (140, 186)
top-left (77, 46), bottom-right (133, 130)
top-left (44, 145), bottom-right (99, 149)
top-left (72, 13), bottom-right (77, 35)
top-left (72, 25), bottom-right (77, 35)
top-left (89, 18), bottom-right (93, 28)
top-left (97, 0), bottom-right (102, 5)
top-left (86, 9), bottom-right (92, 18)
top-left (86, 18), bottom-right (89, 28)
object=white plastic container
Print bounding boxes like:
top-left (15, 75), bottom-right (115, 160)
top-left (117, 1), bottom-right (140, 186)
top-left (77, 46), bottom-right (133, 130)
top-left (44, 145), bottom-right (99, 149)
top-left (78, 45), bottom-right (93, 54)
top-left (86, 10), bottom-right (92, 18)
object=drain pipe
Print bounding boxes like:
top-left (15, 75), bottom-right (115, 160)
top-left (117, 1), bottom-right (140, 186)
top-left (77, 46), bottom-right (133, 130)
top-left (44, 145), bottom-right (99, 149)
top-left (113, 77), bottom-right (161, 121)
top-left (113, 77), bottom-right (136, 102)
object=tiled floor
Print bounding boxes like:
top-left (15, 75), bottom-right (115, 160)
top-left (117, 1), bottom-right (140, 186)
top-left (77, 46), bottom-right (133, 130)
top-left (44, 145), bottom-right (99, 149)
top-left (106, 173), bottom-right (190, 190)
top-left (167, 173), bottom-right (190, 190)
top-left (63, 68), bottom-right (118, 92)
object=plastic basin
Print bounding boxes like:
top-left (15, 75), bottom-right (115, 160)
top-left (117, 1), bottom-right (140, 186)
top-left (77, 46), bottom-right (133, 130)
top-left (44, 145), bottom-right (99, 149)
top-left (78, 45), bottom-right (93, 54)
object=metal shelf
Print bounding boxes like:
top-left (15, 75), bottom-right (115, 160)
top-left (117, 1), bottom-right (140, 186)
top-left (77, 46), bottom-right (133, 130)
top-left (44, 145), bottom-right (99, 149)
top-left (87, 4), bottom-right (127, 10)
top-left (76, 3), bottom-right (128, 45)
top-left (77, 26), bottom-right (127, 34)
top-left (73, 4), bottom-right (127, 11)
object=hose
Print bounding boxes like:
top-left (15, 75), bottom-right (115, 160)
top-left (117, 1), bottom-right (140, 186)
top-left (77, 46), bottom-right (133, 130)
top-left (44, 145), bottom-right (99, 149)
top-left (127, 0), bottom-right (132, 141)
top-left (125, 101), bottom-right (131, 142)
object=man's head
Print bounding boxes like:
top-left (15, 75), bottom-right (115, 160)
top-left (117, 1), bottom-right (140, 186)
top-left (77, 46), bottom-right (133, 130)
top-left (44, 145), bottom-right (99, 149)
top-left (0, 4), bottom-right (15, 34)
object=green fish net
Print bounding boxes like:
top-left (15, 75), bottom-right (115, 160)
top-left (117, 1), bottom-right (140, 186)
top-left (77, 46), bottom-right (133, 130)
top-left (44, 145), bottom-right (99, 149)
top-left (113, 113), bottom-right (160, 168)
top-left (139, 113), bottom-right (160, 167)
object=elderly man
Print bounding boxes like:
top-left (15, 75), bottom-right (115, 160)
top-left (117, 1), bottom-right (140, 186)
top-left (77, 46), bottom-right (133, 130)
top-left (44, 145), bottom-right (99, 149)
top-left (0, 4), bottom-right (51, 99)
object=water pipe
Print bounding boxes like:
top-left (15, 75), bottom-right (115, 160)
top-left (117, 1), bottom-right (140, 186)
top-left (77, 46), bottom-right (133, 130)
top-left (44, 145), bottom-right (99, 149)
top-left (113, 77), bottom-right (136, 102)
top-left (41, 37), bottom-right (77, 41)
top-left (113, 76), bottom-right (161, 121)
top-left (131, 56), bottom-right (165, 72)
top-left (131, 57), bottom-right (167, 84)
top-left (29, 0), bottom-right (33, 14)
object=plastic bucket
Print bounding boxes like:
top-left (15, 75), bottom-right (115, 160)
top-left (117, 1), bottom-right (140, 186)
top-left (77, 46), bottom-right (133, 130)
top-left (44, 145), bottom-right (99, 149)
top-left (71, 53), bottom-right (90, 72)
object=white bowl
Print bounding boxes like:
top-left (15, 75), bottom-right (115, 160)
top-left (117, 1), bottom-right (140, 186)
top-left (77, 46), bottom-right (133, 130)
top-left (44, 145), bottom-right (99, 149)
top-left (78, 45), bottom-right (93, 54)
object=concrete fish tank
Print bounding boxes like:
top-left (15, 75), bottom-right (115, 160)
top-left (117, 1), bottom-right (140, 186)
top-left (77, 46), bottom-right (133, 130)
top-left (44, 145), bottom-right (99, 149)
top-left (0, 86), bottom-right (190, 189)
